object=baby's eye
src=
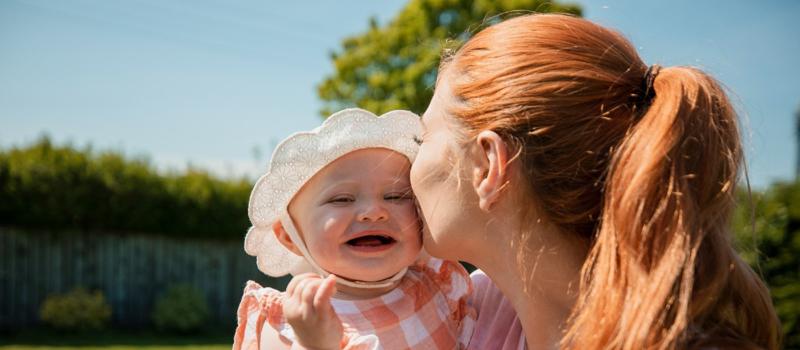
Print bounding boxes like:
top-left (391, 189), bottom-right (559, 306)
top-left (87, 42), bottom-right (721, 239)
top-left (385, 191), bottom-right (414, 201)
top-left (328, 195), bottom-right (354, 204)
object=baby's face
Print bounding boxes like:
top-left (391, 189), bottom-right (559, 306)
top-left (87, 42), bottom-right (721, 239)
top-left (288, 148), bottom-right (421, 282)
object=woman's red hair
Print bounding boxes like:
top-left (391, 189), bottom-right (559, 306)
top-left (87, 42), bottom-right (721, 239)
top-left (443, 14), bottom-right (780, 349)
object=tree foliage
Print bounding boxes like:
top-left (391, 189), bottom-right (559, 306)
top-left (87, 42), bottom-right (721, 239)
top-left (317, 0), bottom-right (581, 116)
top-left (733, 182), bottom-right (800, 347)
top-left (0, 137), bottom-right (251, 239)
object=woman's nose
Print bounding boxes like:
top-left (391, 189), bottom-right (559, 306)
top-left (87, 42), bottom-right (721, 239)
top-left (357, 201), bottom-right (389, 222)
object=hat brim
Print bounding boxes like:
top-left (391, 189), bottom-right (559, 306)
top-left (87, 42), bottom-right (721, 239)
top-left (244, 226), bottom-right (313, 277)
top-left (244, 108), bottom-right (422, 277)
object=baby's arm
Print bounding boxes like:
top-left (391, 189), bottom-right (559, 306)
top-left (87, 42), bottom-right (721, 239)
top-left (283, 273), bottom-right (343, 350)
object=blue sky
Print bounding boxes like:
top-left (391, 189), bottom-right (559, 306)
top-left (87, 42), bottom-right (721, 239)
top-left (1, 0), bottom-right (798, 188)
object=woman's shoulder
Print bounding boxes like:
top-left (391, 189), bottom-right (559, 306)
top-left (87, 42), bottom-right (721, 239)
top-left (466, 270), bottom-right (527, 350)
top-left (468, 269), bottom-right (495, 305)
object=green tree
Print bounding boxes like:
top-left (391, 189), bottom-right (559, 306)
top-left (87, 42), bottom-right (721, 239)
top-left (317, 0), bottom-right (581, 116)
top-left (733, 182), bottom-right (800, 348)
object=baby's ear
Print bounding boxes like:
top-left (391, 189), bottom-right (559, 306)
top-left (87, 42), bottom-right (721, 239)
top-left (272, 220), bottom-right (303, 257)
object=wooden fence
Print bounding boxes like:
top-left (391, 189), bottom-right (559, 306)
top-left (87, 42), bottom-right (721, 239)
top-left (0, 227), bottom-right (289, 330)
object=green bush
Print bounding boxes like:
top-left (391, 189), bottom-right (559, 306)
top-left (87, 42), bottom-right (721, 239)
top-left (39, 287), bottom-right (112, 331)
top-left (0, 136), bottom-right (251, 239)
top-left (151, 284), bottom-right (210, 333)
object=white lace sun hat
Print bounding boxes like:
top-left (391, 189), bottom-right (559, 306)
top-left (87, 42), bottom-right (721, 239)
top-left (244, 108), bottom-right (422, 286)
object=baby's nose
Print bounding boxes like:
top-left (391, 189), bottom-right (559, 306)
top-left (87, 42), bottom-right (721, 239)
top-left (357, 202), bottom-right (389, 222)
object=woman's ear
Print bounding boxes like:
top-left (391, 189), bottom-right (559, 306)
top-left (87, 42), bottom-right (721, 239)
top-left (272, 220), bottom-right (303, 256)
top-left (471, 130), bottom-right (510, 212)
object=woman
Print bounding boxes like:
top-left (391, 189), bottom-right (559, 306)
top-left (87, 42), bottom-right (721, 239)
top-left (410, 14), bottom-right (780, 349)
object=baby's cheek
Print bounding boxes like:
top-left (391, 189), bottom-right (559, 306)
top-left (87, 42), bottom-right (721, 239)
top-left (400, 205), bottom-right (422, 234)
top-left (398, 203), bottom-right (419, 220)
top-left (321, 216), bottom-right (347, 236)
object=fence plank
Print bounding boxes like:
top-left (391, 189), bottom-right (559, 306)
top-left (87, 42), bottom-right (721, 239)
top-left (0, 228), bottom-right (277, 330)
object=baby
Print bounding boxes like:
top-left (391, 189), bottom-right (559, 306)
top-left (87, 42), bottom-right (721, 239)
top-left (233, 109), bottom-right (475, 350)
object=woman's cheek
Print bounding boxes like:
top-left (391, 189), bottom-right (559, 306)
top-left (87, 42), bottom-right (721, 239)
top-left (411, 143), bottom-right (439, 186)
top-left (409, 151), bottom-right (427, 193)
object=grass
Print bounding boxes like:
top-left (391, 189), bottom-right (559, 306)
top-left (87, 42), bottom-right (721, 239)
top-left (0, 328), bottom-right (231, 350)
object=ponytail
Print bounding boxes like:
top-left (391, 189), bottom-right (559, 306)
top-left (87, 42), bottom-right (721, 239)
top-left (564, 67), bottom-right (780, 349)
top-left (443, 13), bottom-right (780, 350)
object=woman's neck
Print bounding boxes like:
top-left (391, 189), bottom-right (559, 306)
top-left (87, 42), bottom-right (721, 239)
top-left (467, 217), bottom-right (587, 350)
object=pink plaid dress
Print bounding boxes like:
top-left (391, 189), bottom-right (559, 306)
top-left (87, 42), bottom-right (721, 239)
top-left (233, 257), bottom-right (475, 349)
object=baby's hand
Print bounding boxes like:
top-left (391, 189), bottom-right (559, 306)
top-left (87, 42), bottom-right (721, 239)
top-left (284, 273), bottom-right (342, 350)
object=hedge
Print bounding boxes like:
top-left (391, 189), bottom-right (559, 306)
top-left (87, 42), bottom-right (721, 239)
top-left (0, 137), bottom-right (252, 239)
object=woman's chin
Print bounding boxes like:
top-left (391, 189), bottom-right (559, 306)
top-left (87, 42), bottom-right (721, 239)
top-left (421, 232), bottom-right (456, 260)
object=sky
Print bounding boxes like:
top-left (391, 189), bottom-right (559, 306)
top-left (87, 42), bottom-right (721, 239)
top-left (1, 0), bottom-right (798, 189)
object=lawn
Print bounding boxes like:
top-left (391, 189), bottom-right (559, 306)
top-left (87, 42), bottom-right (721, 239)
top-left (0, 329), bottom-right (231, 350)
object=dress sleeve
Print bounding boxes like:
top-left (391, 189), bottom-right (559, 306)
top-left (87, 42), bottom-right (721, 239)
top-left (232, 281), bottom-right (288, 350)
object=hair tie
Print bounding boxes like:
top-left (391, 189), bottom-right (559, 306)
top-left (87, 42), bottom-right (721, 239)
top-left (641, 64), bottom-right (661, 103)
top-left (631, 64), bottom-right (661, 115)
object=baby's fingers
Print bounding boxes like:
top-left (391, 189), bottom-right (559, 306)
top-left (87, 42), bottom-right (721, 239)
top-left (286, 273), bottom-right (321, 296)
top-left (313, 274), bottom-right (338, 311)
top-left (300, 278), bottom-right (322, 306)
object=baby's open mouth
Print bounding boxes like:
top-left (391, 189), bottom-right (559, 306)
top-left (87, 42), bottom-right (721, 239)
top-left (346, 235), bottom-right (396, 247)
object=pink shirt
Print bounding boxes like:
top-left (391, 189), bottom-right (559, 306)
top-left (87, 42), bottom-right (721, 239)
top-left (467, 270), bottom-right (527, 350)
